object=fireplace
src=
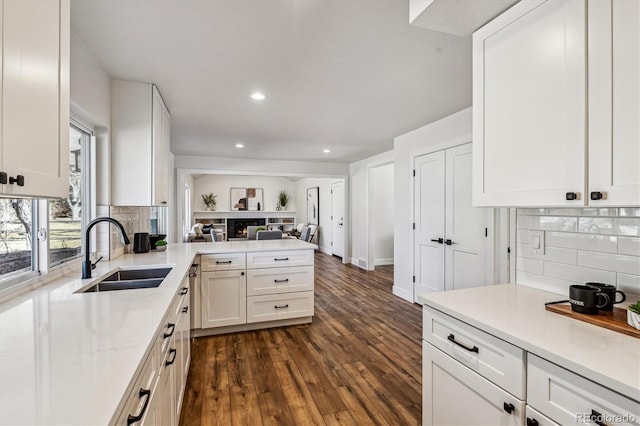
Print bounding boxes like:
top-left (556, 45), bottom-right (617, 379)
top-left (227, 218), bottom-right (266, 239)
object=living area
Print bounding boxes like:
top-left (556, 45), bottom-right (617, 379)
top-left (182, 173), bottom-right (342, 256)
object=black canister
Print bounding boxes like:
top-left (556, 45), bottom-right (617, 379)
top-left (133, 232), bottom-right (150, 253)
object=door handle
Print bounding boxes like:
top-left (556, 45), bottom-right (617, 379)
top-left (430, 238), bottom-right (444, 244)
top-left (444, 239), bottom-right (454, 245)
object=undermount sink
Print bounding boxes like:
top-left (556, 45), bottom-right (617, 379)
top-left (78, 267), bottom-right (172, 293)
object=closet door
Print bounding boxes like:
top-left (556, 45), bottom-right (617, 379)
top-left (414, 150), bottom-right (445, 300)
top-left (445, 144), bottom-right (492, 291)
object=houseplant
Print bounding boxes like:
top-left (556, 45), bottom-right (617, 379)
top-left (154, 239), bottom-right (167, 252)
top-left (628, 301), bottom-right (640, 330)
top-left (278, 190), bottom-right (290, 211)
top-left (201, 193), bottom-right (217, 211)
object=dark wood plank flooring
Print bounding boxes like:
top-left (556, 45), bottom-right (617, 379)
top-left (179, 252), bottom-right (422, 425)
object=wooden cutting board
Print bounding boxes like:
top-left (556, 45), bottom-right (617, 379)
top-left (545, 304), bottom-right (640, 339)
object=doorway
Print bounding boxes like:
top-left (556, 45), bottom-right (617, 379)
top-left (369, 163), bottom-right (394, 270)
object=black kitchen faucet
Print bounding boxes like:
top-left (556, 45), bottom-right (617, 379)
top-left (82, 217), bottom-right (130, 279)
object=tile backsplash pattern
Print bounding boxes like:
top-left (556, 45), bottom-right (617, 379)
top-left (516, 208), bottom-right (640, 298)
top-left (95, 205), bottom-right (150, 260)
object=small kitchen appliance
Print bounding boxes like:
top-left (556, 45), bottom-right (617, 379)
top-left (133, 232), bottom-right (150, 253)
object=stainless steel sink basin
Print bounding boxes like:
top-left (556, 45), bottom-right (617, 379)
top-left (78, 267), bottom-right (172, 293)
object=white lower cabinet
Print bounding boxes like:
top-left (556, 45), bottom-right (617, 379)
top-left (525, 405), bottom-right (559, 426)
top-left (201, 270), bottom-right (247, 327)
top-left (423, 341), bottom-right (524, 425)
top-left (527, 355), bottom-right (640, 426)
top-left (247, 291), bottom-right (314, 323)
top-left (113, 278), bottom-right (191, 426)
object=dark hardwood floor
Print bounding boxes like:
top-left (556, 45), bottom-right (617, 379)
top-left (179, 252), bottom-right (422, 425)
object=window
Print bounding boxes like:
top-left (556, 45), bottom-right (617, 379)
top-left (0, 199), bottom-right (35, 281)
top-left (0, 123), bottom-right (93, 291)
top-left (49, 124), bottom-right (91, 265)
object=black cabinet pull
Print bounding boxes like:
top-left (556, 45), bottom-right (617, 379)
top-left (165, 348), bottom-right (177, 366)
top-left (591, 409), bottom-right (608, 426)
top-left (163, 323), bottom-right (175, 339)
top-left (274, 278), bottom-right (289, 283)
top-left (526, 418), bottom-right (539, 426)
top-left (180, 287), bottom-right (188, 295)
top-left (590, 191), bottom-right (605, 201)
top-left (503, 402), bottom-right (515, 414)
top-left (274, 257), bottom-right (289, 261)
top-left (182, 306), bottom-right (189, 314)
top-left (447, 333), bottom-right (479, 353)
top-left (126, 388), bottom-right (151, 425)
top-left (188, 263), bottom-right (199, 277)
top-left (430, 238), bottom-right (444, 244)
top-left (216, 260), bottom-right (232, 264)
top-left (9, 175), bottom-right (24, 186)
top-left (565, 191), bottom-right (579, 200)
top-left (444, 239), bottom-right (453, 245)
top-left (274, 304), bottom-right (289, 309)
top-left (0, 172), bottom-right (6, 184)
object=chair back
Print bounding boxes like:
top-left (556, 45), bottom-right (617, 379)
top-left (246, 226), bottom-right (259, 240)
top-left (306, 225), bottom-right (318, 242)
top-left (300, 226), bottom-right (310, 241)
top-left (256, 230), bottom-right (283, 240)
top-left (210, 229), bottom-right (221, 242)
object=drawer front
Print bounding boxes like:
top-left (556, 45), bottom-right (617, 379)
top-left (201, 253), bottom-right (246, 271)
top-left (423, 341), bottom-right (524, 426)
top-left (527, 355), bottom-right (640, 426)
top-left (423, 305), bottom-right (525, 398)
top-left (115, 351), bottom-right (158, 425)
top-left (526, 405), bottom-right (559, 426)
top-left (247, 265), bottom-right (314, 296)
top-left (247, 291), bottom-right (314, 323)
top-left (246, 250), bottom-right (314, 269)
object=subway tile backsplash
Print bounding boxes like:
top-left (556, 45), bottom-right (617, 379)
top-left (95, 205), bottom-right (150, 260)
top-left (516, 208), bottom-right (640, 297)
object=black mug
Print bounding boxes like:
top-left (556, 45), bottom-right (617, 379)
top-left (584, 283), bottom-right (626, 311)
top-left (569, 285), bottom-right (610, 315)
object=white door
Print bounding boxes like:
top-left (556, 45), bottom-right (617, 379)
top-left (200, 271), bottom-right (247, 328)
top-left (414, 151), bottom-right (446, 300)
top-left (331, 181), bottom-right (345, 258)
top-left (445, 144), bottom-right (492, 291)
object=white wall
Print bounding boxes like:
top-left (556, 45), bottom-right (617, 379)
top-left (193, 175), bottom-right (296, 212)
top-left (70, 31), bottom-right (112, 205)
top-left (292, 178), bottom-right (335, 254)
top-left (393, 107), bottom-right (472, 302)
top-left (372, 163), bottom-right (394, 265)
top-left (350, 150), bottom-right (394, 269)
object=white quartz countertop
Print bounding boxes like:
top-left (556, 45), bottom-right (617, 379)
top-left (0, 239), bottom-right (315, 425)
top-left (418, 284), bottom-right (640, 402)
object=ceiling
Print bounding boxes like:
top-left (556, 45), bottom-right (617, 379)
top-left (71, 0), bottom-right (472, 164)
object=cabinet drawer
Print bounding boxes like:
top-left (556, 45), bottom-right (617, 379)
top-left (526, 405), bottom-right (559, 426)
top-left (246, 250), bottom-right (314, 269)
top-left (527, 354), bottom-right (640, 426)
top-left (247, 291), bottom-right (314, 323)
top-left (201, 253), bottom-right (246, 271)
top-left (114, 351), bottom-right (158, 425)
top-left (423, 305), bottom-right (525, 398)
top-left (423, 341), bottom-right (524, 426)
top-left (247, 265), bottom-right (314, 296)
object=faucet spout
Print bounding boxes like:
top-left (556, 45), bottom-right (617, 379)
top-left (82, 217), bottom-right (131, 279)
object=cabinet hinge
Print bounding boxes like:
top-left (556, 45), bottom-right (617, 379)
top-left (412, 275), bottom-right (415, 283)
top-left (413, 169), bottom-right (416, 177)
top-left (412, 222), bottom-right (416, 230)
top-left (331, 241), bottom-right (333, 246)
top-left (485, 227), bottom-right (488, 237)
top-left (507, 247), bottom-right (511, 254)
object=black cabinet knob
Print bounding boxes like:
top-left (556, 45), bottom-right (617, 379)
top-left (590, 191), bottom-right (605, 201)
top-left (565, 192), bottom-right (578, 200)
top-left (503, 402), bottom-right (515, 414)
top-left (526, 418), bottom-right (539, 426)
top-left (9, 175), bottom-right (24, 186)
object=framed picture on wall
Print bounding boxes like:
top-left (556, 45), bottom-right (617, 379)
top-left (307, 187), bottom-right (319, 225)
top-left (231, 187), bottom-right (264, 211)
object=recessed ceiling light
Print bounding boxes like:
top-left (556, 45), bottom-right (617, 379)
top-left (235, 143), bottom-right (244, 148)
top-left (250, 92), bottom-right (266, 101)
top-left (323, 149), bottom-right (331, 154)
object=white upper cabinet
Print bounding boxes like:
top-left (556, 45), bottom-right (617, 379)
top-left (0, 0), bottom-right (70, 198)
top-left (588, 0), bottom-right (640, 206)
top-left (112, 81), bottom-right (170, 206)
top-left (473, 0), bottom-right (640, 207)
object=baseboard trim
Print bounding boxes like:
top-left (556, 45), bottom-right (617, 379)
top-left (392, 285), bottom-right (413, 303)
top-left (192, 316), bottom-right (313, 337)
top-left (375, 258), bottom-right (394, 266)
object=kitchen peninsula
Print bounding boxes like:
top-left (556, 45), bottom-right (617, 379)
top-left (0, 239), bottom-right (316, 425)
